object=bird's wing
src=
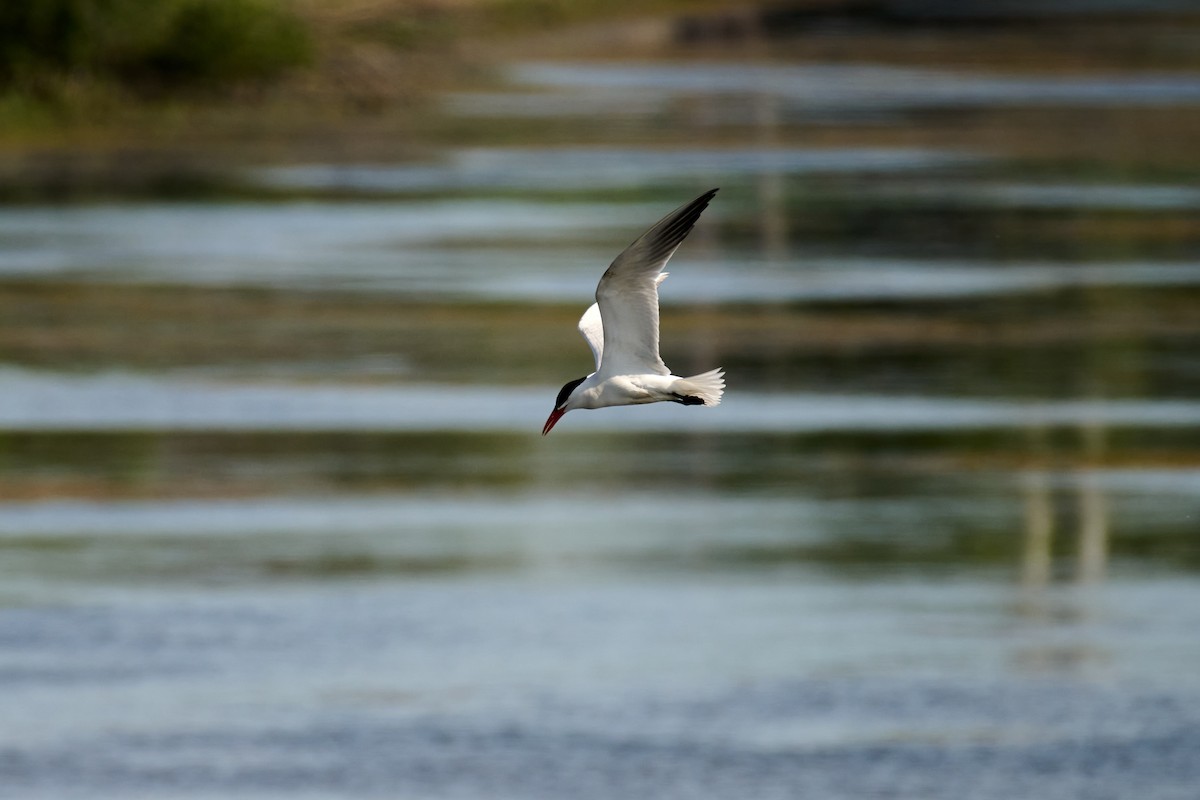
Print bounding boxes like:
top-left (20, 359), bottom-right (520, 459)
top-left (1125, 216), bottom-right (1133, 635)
top-left (577, 301), bottom-right (604, 370)
top-left (577, 273), bottom-right (668, 371)
top-left (593, 188), bottom-right (718, 378)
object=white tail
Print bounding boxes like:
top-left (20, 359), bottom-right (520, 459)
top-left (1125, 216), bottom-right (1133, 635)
top-left (673, 368), bottom-right (725, 407)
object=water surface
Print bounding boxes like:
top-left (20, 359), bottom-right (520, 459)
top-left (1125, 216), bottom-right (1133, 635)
top-left (3, 20), bottom-right (1200, 800)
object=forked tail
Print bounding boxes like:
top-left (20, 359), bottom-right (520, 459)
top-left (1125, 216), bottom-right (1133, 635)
top-left (672, 368), bottom-right (725, 407)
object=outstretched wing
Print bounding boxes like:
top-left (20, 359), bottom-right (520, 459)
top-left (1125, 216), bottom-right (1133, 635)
top-left (593, 188), bottom-right (718, 378)
top-left (577, 273), bottom-right (668, 371)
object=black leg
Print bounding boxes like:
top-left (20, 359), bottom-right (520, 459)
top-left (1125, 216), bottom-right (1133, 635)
top-left (671, 393), bottom-right (705, 406)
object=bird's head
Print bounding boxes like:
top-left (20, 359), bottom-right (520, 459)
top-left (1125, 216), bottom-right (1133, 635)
top-left (542, 376), bottom-right (587, 435)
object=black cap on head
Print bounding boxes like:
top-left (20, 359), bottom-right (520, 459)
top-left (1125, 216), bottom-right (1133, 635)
top-left (554, 376), bottom-right (587, 409)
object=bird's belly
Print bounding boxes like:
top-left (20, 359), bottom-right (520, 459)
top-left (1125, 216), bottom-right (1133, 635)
top-left (583, 374), bottom-right (677, 408)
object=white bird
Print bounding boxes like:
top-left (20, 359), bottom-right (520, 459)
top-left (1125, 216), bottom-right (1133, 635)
top-left (542, 188), bottom-right (725, 435)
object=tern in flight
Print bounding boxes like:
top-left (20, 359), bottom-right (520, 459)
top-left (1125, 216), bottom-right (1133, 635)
top-left (542, 188), bottom-right (725, 435)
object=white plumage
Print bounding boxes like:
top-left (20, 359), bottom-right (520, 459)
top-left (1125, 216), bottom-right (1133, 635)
top-left (542, 189), bottom-right (725, 435)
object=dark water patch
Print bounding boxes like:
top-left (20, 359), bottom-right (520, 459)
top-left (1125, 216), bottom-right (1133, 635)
top-left (0, 157), bottom-right (260, 205)
top-left (758, 192), bottom-right (1200, 258)
top-left (6, 427), bottom-right (1200, 502)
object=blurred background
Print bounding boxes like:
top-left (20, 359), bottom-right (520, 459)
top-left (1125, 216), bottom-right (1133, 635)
top-left (2, 1), bottom-right (1200, 797)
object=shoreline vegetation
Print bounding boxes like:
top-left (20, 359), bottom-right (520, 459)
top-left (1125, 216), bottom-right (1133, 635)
top-left (1, 0), bottom-right (1200, 201)
top-left (0, 0), bottom-right (735, 199)
top-left (0, 1), bottom-right (726, 151)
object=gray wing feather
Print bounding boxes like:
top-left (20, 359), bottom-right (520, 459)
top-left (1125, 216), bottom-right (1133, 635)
top-left (578, 273), bottom-right (669, 371)
top-left (593, 188), bottom-right (718, 378)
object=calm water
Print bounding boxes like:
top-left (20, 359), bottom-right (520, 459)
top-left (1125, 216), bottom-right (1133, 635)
top-left (3, 35), bottom-right (1200, 800)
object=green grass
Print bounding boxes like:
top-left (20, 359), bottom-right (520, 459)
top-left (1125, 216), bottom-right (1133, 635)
top-left (0, 0), bottom-right (311, 91)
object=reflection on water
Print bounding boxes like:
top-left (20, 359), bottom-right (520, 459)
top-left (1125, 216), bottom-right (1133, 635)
top-left (7, 368), bottom-right (1200, 431)
top-left (256, 146), bottom-right (981, 193)
top-left (10, 200), bottom-right (1200, 300)
top-left (447, 61), bottom-right (1200, 120)
top-left (0, 199), bottom-right (657, 285)
top-left (1019, 423), bottom-right (1114, 592)
top-left (4, 15), bottom-right (1200, 800)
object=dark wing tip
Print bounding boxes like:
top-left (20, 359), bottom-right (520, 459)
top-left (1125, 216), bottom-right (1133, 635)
top-left (680, 188), bottom-right (719, 219)
top-left (599, 188), bottom-right (722, 295)
top-left (631, 188), bottom-right (721, 266)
